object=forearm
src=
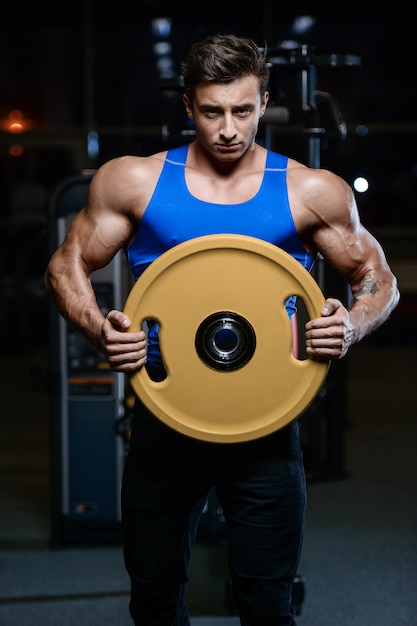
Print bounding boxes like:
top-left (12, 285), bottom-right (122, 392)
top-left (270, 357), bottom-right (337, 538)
top-left (44, 254), bottom-right (105, 350)
top-left (348, 269), bottom-right (400, 343)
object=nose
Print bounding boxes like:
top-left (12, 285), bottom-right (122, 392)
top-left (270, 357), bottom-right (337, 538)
top-left (220, 113), bottom-right (237, 140)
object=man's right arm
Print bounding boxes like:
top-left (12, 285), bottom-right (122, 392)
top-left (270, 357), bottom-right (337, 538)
top-left (44, 160), bottom-right (148, 372)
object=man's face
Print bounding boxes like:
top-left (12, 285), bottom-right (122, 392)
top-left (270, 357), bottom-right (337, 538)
top-left (183, 74), bottom-right (269, 162)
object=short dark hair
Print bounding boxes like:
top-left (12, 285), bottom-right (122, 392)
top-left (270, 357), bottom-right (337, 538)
top-left (181, 33), bottom-right (269, 101)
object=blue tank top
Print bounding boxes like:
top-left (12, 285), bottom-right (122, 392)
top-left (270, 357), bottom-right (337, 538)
top-left (126, 144), bottom-right (315, 370)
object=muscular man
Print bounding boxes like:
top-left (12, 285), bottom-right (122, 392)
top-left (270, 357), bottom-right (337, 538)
top-left (45, 33), bottom-right (399, 626)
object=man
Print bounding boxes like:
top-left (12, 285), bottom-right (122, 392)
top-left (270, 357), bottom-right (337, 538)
top-left (45, 33), bottom-right (399, 625)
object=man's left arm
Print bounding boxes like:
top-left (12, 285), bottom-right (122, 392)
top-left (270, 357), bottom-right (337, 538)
top-left (303, 173), bottom-right (400, 360)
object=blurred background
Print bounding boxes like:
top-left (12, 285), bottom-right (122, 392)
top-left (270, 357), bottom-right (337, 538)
top-left (0, 1), bottom-right (416, 625)
top-left (1, 1), bottom-right (417, 223)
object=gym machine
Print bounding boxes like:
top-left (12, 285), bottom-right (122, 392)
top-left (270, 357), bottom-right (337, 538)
top-left (264, 44), bottom-right (361, 482)
top-left (47, 173), bottom-right (131, 547)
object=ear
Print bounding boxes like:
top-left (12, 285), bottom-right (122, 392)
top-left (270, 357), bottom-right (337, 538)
top-left (183, 94), bottom-right (193, 120)
top-left (259, 91), bottom-right (269, 117)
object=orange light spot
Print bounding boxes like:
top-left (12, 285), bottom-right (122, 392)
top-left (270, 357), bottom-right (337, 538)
top-left (8, 121), bottom-right (24, 133)
top-left (9, 144), bottom-right (24, 156)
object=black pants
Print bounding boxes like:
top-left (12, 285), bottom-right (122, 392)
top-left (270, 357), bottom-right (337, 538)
top-left (121, 398), bottom-right (306, 625)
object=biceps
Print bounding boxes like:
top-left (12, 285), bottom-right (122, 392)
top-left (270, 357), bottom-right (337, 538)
top-left (65, 210), bottom-right (130, 271)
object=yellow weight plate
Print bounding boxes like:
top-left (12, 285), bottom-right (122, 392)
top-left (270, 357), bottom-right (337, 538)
top-left (124, 234), bottom-right (330, 443)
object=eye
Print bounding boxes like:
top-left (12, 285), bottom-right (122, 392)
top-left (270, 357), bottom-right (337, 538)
top-left (235, 107), bottom-right (251, 117)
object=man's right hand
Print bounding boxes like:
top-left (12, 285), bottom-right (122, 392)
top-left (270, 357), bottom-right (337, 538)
top-left (100, 310), bottom-right (147, 372)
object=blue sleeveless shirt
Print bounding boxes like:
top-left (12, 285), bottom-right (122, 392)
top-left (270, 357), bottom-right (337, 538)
top-left (125, 144), bottom-right (315, 370)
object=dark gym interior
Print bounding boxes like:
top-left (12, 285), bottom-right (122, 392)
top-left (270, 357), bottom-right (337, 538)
top-left (1, 2), bottom-right (416, 625)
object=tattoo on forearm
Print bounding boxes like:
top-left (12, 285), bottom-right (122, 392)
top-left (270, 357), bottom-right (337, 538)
top-left (352, 276), bottom-right (379, 305)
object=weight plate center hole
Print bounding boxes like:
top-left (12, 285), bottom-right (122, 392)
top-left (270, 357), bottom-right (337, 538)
top-left (195, 311), bottom-right (256, 372)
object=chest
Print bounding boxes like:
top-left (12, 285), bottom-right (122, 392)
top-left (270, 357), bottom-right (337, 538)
top-left (184, 169), bottom-right (264, 205)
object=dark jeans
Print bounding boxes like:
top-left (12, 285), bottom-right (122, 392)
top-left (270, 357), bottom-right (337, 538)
top-left (121, 398), bottom-right (306, 626)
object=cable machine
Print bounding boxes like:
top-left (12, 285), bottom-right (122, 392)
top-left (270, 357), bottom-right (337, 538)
top-left (263, 44), bottom-right (361, 480)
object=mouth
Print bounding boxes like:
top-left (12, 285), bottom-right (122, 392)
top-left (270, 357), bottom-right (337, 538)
top-left (217, 143), bottom-right (239, 153)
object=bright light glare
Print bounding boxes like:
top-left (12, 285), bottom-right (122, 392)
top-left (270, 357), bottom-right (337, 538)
top-left (5, 109), bottom-right (27, 133)
top-left (353, 177), bottom-right (369, 193)
top-left (278, 39), bottom-right (300, 50)
top-left (152, 18), bottom-right (171, 38)
top-left (153, 41), bottom-right (172, 56)
top-left (292, 15), bottom-right (316, 35)
top-left (8, 122), bottom-right (23, 133)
